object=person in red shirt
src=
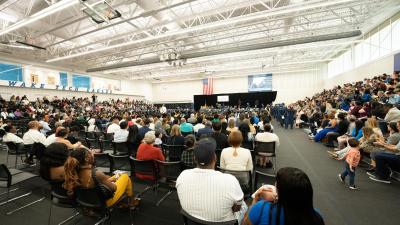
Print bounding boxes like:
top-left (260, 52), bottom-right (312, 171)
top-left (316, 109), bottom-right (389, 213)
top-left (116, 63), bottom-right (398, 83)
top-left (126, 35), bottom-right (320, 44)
top-left (338, 138), bottom-right (361, 190)
top-left (136, 131), bottom-right (165, 180)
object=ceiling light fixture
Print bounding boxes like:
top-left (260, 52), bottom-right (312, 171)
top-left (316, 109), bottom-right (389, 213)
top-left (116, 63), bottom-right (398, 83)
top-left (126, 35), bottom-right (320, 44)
top-left (46, 0), bottom-right (355, 63)
top-left (0, 0), bottom-right (79, 36)
top-left (150, 68), bottom-right (320, 83)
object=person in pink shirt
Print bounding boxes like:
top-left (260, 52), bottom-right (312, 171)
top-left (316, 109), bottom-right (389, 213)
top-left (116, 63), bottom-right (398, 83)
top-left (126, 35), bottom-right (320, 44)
top-left (338, 138), bottom-right (361, 190)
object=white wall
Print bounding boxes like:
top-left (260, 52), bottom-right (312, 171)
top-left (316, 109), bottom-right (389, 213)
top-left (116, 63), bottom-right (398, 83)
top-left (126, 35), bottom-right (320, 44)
top-left (121, 80), bottom-right (153, 100)
top-left (152, 76), bottom-right (248, 103)
top-left (324, 53), bottom-right (395, 90)
top-left (152, 66), bottom-right (325, 104)
top-left (152, 80), bottom-right (202, 103)
top-left (273, 67), bottom-right (325, 104)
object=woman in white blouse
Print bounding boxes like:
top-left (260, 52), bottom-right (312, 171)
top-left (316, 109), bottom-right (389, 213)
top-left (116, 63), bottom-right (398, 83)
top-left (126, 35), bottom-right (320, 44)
top-left (220, 130), bottom-right (253, 171)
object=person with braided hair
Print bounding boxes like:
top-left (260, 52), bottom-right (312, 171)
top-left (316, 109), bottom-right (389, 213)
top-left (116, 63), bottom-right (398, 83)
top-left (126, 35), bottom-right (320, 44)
top-left (63, 147), bottom-right (137, 208)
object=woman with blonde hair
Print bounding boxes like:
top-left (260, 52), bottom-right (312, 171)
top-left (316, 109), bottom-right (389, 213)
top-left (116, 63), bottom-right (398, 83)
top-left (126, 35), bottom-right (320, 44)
top-left (244, 119), bottom-right (256, 135)
top-left (220, 130), bottom-right (253, 171)
top-left (167, 124), bottom-right (185, 145)
top-left (226, 118), bottom-right (237, 133)
top-left (365, 117), bottom-right (383, 137)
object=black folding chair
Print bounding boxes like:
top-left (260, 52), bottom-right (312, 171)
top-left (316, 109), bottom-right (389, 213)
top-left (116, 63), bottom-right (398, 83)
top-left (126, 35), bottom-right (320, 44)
top-left (4, 142), bottom-right (26, 168)
top-left (47, 180), bottom-right (79, 225)
top-left (254, 141), bottom-right (277, 172)
top-left (162, 144), bottom-right (185, 162)
top-left (215, 149), bottom-right (222, 167)
top-left (100, 139), bottom-right (114, 153)
top-left (94, 152), bottom-right (113, 175)
top-left (75, 186), bottom-right (133, 225)
top-left (181, 209), bottom-right (238, 225)
top-left (218, 167), bottom-right (252, 198)
top-left (0, 164), bottom-right (45, 215)
top-left (155, 160), bottom-right (182, 206)
top-left (181, 131), bottom-right (193, 137)
top-left (253, 170), bottom-right (276, 192)
top-left (85, 131), bottom-right (96, 140)
top-left (109, 142), bottom-right (130, 173)
top-left (129, 157), bottom-right (158, 198)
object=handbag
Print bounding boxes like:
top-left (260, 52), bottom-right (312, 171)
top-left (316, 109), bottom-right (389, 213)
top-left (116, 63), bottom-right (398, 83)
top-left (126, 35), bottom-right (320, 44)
top-left (91, 169), bottom-right (114, 201)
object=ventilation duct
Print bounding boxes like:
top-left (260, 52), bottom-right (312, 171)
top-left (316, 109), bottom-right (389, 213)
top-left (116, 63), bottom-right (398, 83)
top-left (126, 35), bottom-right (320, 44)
top-left (86, 30), bottom-right (361, 72)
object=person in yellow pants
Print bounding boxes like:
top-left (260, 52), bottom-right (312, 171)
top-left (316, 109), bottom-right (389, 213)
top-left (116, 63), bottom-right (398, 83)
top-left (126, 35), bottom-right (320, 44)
top-left (106, 173), bottom-right (134, 207)
top-left (64, 148), bottom-right (139, 208)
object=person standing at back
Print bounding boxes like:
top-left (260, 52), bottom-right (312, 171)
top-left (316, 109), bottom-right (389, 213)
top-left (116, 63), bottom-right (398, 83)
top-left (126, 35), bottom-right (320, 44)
top-left (176, 138), bottom-right (244, 223)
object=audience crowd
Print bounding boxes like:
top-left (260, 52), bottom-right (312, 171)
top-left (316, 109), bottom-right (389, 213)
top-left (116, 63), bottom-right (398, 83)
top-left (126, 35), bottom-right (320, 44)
top-left (3, 71), bottom-right (399, 224)
top-left (272, 71), bottom-right (400, 185)
top-left (0, 93), bottom-right (301, 224)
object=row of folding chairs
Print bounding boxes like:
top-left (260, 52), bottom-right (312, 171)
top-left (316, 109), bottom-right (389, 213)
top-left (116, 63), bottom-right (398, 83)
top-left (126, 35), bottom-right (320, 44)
top-left (46, 179), bottom-right (134, 225)
top-left (3, 142), bottom-right (45, 168)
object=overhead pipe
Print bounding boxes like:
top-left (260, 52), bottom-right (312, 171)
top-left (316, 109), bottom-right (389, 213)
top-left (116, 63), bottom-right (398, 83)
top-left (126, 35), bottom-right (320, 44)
top-left (86, 30), bottom-right (361, 72)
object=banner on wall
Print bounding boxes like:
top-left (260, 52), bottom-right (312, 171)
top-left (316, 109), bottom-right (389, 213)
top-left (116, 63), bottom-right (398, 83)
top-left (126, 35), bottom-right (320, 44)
top-left (3, 80), bottom-right (113, 94)
top-left (0, 62), bottom-right (115, 93)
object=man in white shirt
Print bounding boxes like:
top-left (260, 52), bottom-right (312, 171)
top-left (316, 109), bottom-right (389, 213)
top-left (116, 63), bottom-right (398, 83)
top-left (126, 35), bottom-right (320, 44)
top-left (114, 121), bottom-right (129, 143)
top-left (23, 121), bottom-right (47, 145)
top-left (254, 124), bottom-right (279, 167)
top-left (159, 104), bottom-right (167, 114)
top-left (107, 118), bottom-right (120, 134)
top-left (23, 121), bottom-right (47, 164)
top-left (193, 117), bottom-right (205, 134)
top-left (176, 139), bottom-right (244, 222)
top-left (254, 124), bottom-right (280, 147)
top-left (44, 126), bottom-right (63, 147)
top-left (384, 103), bottom-right (400, 123)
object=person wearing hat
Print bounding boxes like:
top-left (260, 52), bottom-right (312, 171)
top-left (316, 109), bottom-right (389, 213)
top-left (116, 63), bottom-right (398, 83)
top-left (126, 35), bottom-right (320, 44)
top-left (176, 138), bottom-right (244, 223)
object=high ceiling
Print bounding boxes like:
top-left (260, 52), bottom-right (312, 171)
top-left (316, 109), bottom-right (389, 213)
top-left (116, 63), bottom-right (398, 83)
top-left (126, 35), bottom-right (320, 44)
top-left (0, 0), bottom-right (399, 82)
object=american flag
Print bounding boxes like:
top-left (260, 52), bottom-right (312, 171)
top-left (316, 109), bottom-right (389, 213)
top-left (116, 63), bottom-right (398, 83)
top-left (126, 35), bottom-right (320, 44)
top-left (202, 77), bottom-right (214, 95)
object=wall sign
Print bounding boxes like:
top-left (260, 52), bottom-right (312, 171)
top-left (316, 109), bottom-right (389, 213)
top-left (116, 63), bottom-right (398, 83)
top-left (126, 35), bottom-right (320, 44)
top-left (5, 80), bottom-right (113, 94)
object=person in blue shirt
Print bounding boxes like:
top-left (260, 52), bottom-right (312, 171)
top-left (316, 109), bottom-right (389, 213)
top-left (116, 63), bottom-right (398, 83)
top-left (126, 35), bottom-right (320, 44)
top-left (351, 120), bottom-right (364, 141)
top-left (179, 118), bottom-right (194, 135)
top-left (339, 99), bottom-right (351, 111)
top-left (244, 167), bottom-right (324, 225)
top-left (361, 89), bottom-right (372, 103)
top-left (251, 112), bottom-right (260, 125)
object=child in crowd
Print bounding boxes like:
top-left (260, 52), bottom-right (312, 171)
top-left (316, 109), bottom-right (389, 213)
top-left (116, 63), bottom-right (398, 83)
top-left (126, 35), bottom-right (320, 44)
top-left (154, 130), bottom-right (163, 146)
top-left (338, 138), bottom-right (361, 190)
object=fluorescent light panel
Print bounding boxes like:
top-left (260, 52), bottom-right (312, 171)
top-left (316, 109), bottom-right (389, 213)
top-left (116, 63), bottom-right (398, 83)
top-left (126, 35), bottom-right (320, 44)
top-left (151, 68), bottom-right (320, 83)
top-left (46, 0), bottom-right (355, 62)
top-left (0, 0), bottom-right (79, 36)
top-left (103, 40), bottom-right (360, 74)
top-left (134, 62), bottom-right (323, 80)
